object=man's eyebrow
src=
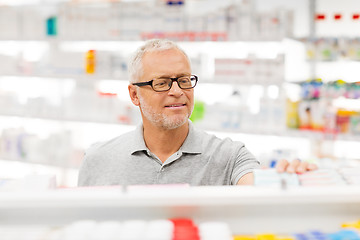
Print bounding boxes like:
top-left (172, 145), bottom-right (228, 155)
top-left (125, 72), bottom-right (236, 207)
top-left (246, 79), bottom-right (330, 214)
top-left (156, 73), bottom-right (191, 78)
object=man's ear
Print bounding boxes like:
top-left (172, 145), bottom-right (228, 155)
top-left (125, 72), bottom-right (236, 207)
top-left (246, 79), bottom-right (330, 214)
top-left (128, 84), bottom-right (140, 106)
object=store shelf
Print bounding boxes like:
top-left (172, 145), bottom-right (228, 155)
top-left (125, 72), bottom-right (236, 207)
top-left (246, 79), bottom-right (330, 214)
top-left (0, 112), bottom-right (124, 125)
top-left (0, 159), bottom-right (78, 187)
top-left (1, 113), bottom-right (359, 142)
top-left (0, 157), bottom-right (77, 170)
top-left (0, 186), bottom-right (360, 234)
top-left (0, 73), bottom-right (284, 86)
top-left (0, 73), bottom-right (91, 80)
top-left (208, 127), bottom-right (360, 142)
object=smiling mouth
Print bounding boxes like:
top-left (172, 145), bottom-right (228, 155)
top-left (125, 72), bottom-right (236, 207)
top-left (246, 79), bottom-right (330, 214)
top-left (165, 104), bottom-right (186, 108)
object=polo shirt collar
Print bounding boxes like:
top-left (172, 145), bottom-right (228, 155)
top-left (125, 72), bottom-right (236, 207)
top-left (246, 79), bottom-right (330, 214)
top-left (179, 120), bottom-right (202, 154)
top-left (129, 123), bottom-right (148, 154)
top-left (129, 120), bottom-right (202, 155)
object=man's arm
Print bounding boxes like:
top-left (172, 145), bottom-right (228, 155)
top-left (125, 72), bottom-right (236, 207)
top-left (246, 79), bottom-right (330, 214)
top-left (237, 172), bottom-right (254, 185)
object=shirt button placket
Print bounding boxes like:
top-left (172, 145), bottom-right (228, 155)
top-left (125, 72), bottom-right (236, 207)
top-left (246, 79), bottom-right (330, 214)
top-left (156, 167), bottom-right (165, 184)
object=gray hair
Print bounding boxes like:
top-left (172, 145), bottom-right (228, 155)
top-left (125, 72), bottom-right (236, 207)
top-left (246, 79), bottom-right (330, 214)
top-left (128, 39), bottom-right (190, 83)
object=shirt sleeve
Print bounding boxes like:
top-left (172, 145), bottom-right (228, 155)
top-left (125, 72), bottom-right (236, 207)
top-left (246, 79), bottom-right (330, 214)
top-left (78, 152), bottom-right (92, 186)
top-left (231, 145), bottom-right (260, 185)
top-left (77, 142), bottom-right (102, 186)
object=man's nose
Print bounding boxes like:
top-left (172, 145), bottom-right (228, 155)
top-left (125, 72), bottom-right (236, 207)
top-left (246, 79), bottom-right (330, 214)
top-left (168, 80), bottom-right (183, 95)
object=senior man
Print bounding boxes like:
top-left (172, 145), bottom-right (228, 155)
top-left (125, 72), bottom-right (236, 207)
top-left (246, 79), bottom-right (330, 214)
top-left (78, 39), bottom-right (317, 186)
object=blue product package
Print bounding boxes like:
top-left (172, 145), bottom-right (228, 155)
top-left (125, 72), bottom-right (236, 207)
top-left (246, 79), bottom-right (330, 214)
top-left (309, 230), bottom-right (329, 240)
top-left (293, 233), bottom-right (311, 240)
top-left (328, 230), bottom-right (360, 240)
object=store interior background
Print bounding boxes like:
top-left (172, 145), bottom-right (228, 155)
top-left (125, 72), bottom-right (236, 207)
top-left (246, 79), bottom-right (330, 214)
top-left (0, 0), bottom-right (359, 187)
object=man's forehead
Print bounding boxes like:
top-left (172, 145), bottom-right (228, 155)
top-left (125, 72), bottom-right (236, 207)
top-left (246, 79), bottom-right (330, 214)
top-left (143, 48), bottom-right (183, 58)
top-left (143, 52), bottom-right (190, 69)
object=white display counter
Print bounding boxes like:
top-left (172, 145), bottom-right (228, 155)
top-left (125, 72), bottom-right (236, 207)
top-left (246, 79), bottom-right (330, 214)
top-left (0, 185), bottom-right (359, 234)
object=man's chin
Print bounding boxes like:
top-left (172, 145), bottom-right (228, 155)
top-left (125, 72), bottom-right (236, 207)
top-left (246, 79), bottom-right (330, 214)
top-left (159, 116), bottom-right (189, 130)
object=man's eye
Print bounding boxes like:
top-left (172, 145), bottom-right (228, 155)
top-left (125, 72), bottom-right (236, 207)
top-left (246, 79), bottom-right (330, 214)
top-left (179, 78), bottom-right (191, 85)
top-left (154, 80), bottom-right (168, 87)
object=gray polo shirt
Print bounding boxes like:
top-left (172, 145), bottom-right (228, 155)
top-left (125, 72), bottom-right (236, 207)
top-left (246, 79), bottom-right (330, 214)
top-left (78, 121), bottom-right (260, 186)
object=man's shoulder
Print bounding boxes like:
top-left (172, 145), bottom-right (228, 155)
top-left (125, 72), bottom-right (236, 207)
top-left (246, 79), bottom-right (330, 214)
top-left (194, 128), bottom-right (245, 150)
top-left (86, 129), bottom-right (136, 155)
top-left (193, 128), bottom-right (254, 170)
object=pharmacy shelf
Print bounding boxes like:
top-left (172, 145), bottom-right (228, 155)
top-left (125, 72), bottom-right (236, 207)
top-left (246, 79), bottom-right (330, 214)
top-left (0, 72), bottom-right (122, 82)
top-left (0, 39), bottom-right (285, 55)
top-left (202, 77), bottom-right (284, 85)
top-left (0, 157), bottom-right (78, 170)
top-left (247, 128), bottom-right (360, 142)
top-left (0, 73), bottom-right (284, 86)
top-left (0, 159), bottom-right (79, 187)
top-left (0, 185), bottom-right (359, 234)
top-left (1, 113), bottom-right (360, 143)
top-left (0, 112), bottom-right (124, 126)
top-left (208, 126), bottom-right (360, 142)
top-left (0, 73), bottom-right (96, 80)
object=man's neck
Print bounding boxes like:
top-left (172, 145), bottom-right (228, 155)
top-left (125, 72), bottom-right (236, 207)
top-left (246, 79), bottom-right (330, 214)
top-left (143, 121), bottom-right (189, 163)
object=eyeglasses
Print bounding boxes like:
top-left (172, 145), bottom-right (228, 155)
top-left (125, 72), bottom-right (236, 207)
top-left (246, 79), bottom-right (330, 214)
top-left (132, 75), bottom-right (198, 92)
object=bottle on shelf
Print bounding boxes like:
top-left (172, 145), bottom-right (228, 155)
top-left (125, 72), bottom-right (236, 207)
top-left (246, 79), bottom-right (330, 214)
top-left (85, 50), bottom-right (96, 74)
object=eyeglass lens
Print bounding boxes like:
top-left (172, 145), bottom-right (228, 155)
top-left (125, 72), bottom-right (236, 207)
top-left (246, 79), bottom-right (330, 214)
top-left (153, 76), bottom-right (196, 91)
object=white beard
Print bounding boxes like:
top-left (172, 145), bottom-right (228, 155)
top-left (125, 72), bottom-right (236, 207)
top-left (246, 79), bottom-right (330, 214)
top-left (138, 92), bottom-right (192, 130)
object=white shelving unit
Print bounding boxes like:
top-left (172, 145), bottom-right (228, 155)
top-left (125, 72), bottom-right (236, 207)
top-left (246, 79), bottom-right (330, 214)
top-left (1, 186), bottom-right (360, 234)
top-left (0, 0), bottom-right (359, 182)
top-left (0, 2), bottom-right (359, 239)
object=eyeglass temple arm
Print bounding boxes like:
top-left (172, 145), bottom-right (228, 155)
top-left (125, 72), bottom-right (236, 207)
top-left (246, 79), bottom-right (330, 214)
top-left (133, 81), bottom-right (152, 86)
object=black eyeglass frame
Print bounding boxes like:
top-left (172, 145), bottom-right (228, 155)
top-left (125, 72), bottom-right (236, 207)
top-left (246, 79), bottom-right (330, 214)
top-left (132, 75), bottom-right (198, 92)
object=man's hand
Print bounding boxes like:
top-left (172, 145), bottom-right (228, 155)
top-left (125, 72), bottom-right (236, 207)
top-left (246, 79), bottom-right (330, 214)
top-left (276, 159), bottom-right (318, 174)
top-left (237, 159), bottom-right (318, 186)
